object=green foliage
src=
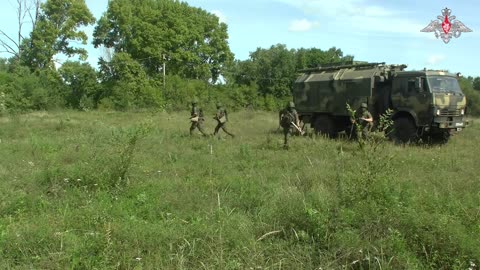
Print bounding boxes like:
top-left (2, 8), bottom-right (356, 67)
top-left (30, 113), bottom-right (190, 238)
top-left (161, 75), bottom-right (260, 111)
top-left (295, 47), bottom-right (354, 69)
top-left (20, 0), bottom-right (96, 70)
top-left (93, 0), bottom-right (234, 82)
top-left (378, 108), bottom-right (394, 133)
top-left (0, 92), bottom-right (5, 114)
top-left (0, 111), bottom-right (479, 268)
top-left (41, 120), bottom-right (153, 191)
top-left (59, 61), bottom-right (99, 110)
top-left (227, 45), bottom-right (354, 104)
top-left (346, 103), bottom-right (366, 148)
top-left (98, 53), bottom-right (163, 110)
top-left (229, 83), bottom-right (259, 109)
top-left (459, 77), bottom-right (480, 116)
top-left (473, 77), bottom-right (480, 91)
top-left (249, 44), bottom-right (296, 98)
top-left (162, 75), bottom-right (208, 111)
top-left (0, 62), bottom-right (64, 112)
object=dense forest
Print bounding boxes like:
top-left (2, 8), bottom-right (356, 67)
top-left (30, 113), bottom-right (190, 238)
top-left (1, 0), bottom-right (479, 114)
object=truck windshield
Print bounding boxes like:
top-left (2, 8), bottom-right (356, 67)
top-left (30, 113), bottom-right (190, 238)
top-left (427, 76), bottom-right (462, 93)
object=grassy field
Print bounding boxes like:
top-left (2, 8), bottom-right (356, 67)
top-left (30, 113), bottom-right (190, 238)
top-left (0, 110), bottom-right (479, 269)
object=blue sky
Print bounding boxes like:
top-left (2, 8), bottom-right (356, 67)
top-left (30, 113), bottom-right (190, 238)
top-left (1, 0), bottom-right (479, 77)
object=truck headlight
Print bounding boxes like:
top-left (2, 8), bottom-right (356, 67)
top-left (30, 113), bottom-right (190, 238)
top-left (436, 109), bottom-right (441, 116)
top-left (461, 109), bottom-right (465, 115)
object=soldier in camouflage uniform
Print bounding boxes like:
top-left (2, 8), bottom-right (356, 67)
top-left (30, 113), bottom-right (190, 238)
top-left (189, 99), bottom-right (207, 136)
top-left (279, 101), bottom-right (300, 149)
top-left (351, 102), bottom-right (373, 140)
top-left (213, 102), bottom-right (235, 138)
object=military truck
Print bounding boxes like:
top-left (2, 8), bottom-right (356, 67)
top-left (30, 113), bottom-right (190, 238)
top-left (293, 62), bottom-right (467, 143)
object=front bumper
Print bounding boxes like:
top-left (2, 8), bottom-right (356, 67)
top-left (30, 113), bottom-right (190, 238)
top-left (432, 116), bottom-right (466, 130)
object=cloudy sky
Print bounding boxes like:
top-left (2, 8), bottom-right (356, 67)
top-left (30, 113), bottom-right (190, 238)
top-left (1, 0), bottom-right (478, 76)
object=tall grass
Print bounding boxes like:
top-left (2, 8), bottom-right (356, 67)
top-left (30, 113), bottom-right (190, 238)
top-left (0, 110), bottom-right (479, 269)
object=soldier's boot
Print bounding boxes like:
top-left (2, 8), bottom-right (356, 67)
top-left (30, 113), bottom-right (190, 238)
top-left (283, 133), bottom-right (289, 149)
top-left (221, 126), bottom-right (235, 138)
top-left (214, 125), bottom-right (221, 137)
top-left (214, 130), bottom-right (223, 140)
top-left (198, 128), bottom-right (208, 137)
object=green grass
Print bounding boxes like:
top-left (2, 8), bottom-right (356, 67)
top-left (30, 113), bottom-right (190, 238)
top-left (0, 110), bottom-right (479, 269)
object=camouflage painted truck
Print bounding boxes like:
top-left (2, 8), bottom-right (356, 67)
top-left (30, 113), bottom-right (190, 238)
top-left (293, 62), bottom-right (467, 143)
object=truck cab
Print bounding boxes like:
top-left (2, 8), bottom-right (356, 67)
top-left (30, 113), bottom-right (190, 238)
top-left (390, 71), bottom-right (466, 143)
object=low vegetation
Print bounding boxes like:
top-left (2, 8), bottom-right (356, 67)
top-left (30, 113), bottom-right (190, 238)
top-left (0, 110), bottom-right (478, 269)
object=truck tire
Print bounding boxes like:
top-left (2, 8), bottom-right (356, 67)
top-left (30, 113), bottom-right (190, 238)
top-left (313, 115), bottom-right (336, 137)
top-left (392, 117), bottom-right (417, 143)
top-left (429, 131), bottom-right (451, 144)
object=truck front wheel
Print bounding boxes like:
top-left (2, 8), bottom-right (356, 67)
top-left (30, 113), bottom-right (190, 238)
top-left (392, 117), bottom-right (418, 143)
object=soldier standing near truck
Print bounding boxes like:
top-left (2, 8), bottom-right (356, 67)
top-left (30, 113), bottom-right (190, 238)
top-left (351, 102), bottom-right (373, 140)
top-left (279, 101), bottom-right (300, 149)
top-left (189, 99), bottom-right (207, 136)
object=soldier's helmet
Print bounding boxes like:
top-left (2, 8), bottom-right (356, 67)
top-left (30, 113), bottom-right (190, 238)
top-left (361, 102), bottom-right (368, 109)
top-left (191, 98), bottom-right (198, 104)
top-left (288, 101), bottom-right (295, 108)
top-left (216, 102), bottom-right (222, 108)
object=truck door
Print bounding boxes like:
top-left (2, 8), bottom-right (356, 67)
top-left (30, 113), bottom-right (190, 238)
top-left (391, 77), bottom-right (431, 126)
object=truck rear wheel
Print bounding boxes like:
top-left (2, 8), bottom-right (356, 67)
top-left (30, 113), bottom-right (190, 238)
top-left (392, 117), bottom-right (417, 143)
top-left (313, 115), bottom-right (336, 137)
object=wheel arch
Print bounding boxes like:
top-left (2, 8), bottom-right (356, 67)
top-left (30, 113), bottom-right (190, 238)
top-left (392, 110), bottom-right (418, 127)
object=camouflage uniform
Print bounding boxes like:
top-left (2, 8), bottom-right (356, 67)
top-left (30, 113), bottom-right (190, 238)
top-left (279, 101), bottom-right (300, 149)
top-left (353, 103), bottom-right (373, 140)
top-left (190, 100), bottom-right (207, 136)
top-left (213, 103), bottom-right (235, 138)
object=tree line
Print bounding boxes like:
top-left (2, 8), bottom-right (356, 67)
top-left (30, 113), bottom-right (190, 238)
top-left (1, 0), bottom-right (479, 115)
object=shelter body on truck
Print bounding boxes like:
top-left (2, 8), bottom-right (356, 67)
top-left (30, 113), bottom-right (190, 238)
top-left (293, 62), bottom-right (467, 143)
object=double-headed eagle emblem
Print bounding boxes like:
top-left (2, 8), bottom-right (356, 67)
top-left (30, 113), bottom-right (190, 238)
top-left (421, 7), bottom-right (472, 43)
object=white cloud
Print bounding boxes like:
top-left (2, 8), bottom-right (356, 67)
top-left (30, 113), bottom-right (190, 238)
top-left (426, 54), bottom-right (446, 65)
top-left (288, 19), bottom-right (320, 32)
top-left (278, 0), bottom-right (426, 35)
top-left (212, 10), bottom-right (227, 23)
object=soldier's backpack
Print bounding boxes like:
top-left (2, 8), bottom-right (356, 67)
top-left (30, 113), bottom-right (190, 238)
top-left (280, 110), bottom-right (295, 128)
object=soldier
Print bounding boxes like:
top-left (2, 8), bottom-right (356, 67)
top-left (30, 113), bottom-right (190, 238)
top-left (213, 102), bottom-right (235, 138)
top-left (279, 101), bottom-right (300, 149)
top-left (189, 99), bottom-right (207, 136)
top-left (351, 102), bottom-right (373, 140)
